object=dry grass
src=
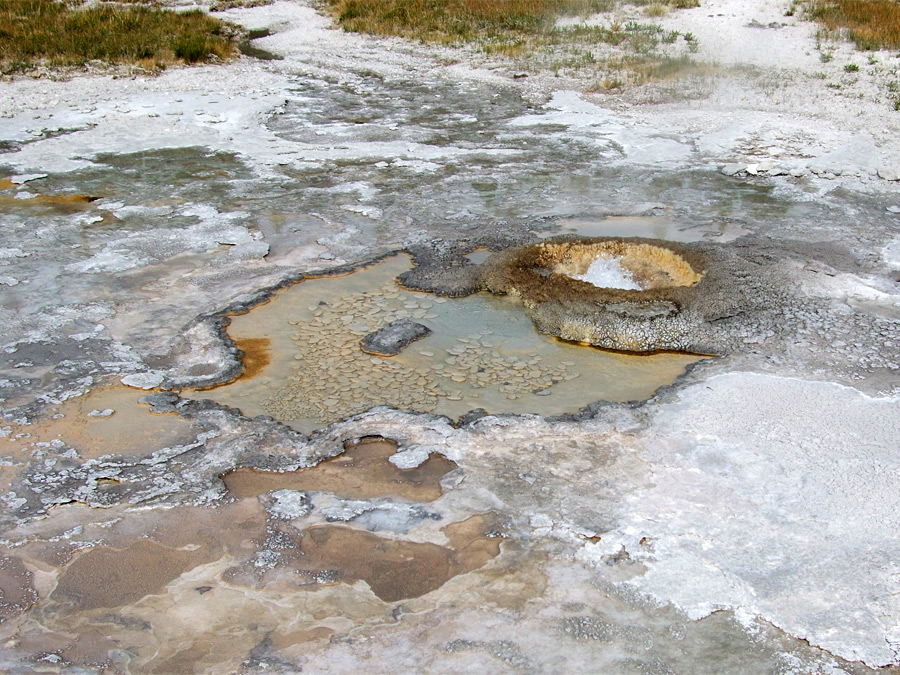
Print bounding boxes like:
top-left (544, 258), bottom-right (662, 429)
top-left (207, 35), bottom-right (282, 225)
top-left (317, 0), bottom-right (703, 89)
top-left (0, 0), bottom-right (238, 74)
top-left (320, 0), bottom-right (617, 42)
top-left (807, 0), bottom-right (900, 50)
top-left (319, 0), bottom-right (699, 43)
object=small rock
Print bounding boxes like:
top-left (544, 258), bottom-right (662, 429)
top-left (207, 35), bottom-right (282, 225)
top-left (746, 164), bottom-right (759, 176)
top-left (887, 206), bottom-right (900, 214)
top-left (227, 241), bottom-right (269, 260)
top-left (720, 163), bottom-right (744, 176)
top-left (360, 319), bottom-right (431, 356)
top-left (121, 372), bottom-right (165, 390)
top-left (263, 490), bottom-right (313, 520)
top-left (389, 446), bottom-right (432, 469)
top-left (87, 408), bottom-right (115, 418)
top-left (790, 168), bottom-right (807, 178)
top-left (10, 173), bottom-right (47, 185)
top-left (139, 392), bottom-right (180, 413)
top-left (877, 168), bottom-right (899, 181)
top-left (766, 166), bottom-right (786, 176)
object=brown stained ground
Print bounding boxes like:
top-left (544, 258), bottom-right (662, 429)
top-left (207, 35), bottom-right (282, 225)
top-left (234, 336), bottom-right (272, 380)
top-left (269, 626), bottom-right (336, 650)
top-left (0, 177), bottom-right (14, 190)
top-left (50, 540), bottom-right (210, 611)
top-left (4, 385), bottom-right (200, 460)
top-left (0, 193), bottom-right (98, 214)
top-left (292, 514), bottom-right (501, 602)
top-left (0, 555), bottom-right (39, 622)
top-left (223, 437), bottom-right (457, 502)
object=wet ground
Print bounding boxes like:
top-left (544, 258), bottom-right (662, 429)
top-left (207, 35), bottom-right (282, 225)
top-left (1, 1), bottom-right (900, 672)
top-left (195, 254), bottom-right (703, 433)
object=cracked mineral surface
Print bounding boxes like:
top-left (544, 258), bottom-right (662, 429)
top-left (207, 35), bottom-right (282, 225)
top-left (1, 0), bottom-right (899, 672)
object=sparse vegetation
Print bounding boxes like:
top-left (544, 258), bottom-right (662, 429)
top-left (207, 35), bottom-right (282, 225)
top-left (320, 0), bottom-right (616, 43)
top-left (844, 62), bottom-right (859, 71)
top-left (806, 0), bottom-right (900, 51)
top-left (318, 0), bottom-right (703, 89)
top-left (0, 0), bottom-right (239, 75)
top-left (319, 0), bottom-right (697, 43)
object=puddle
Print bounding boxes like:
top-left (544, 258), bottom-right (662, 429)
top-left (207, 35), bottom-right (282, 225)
top-left (223, 437), bottom-right (456, 502)
top-left (194, 255), bottom-right (703, 433)
top-left (4, 386), bottom-right (200, 459)
top-left (50, 539), bottom-right (209, 612)
top-left (554, 215), bottom-right (749, 243)
top-left (282, 514), bottom-right (500, 602)
top-left (466, 248), bottom-right (492, 265)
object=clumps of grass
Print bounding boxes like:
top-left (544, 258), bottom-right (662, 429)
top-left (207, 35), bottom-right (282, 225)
top-left (320, 0), bottom-right (698, 44)
top-left (628, 0), bottom-right (698, 8)
top-left (319, 0), bottom-right (703, 92)
top-left (806, 0), bottom-right (900, 51)
top-left (0, 0), bottom-right (238, 75)
top-left (321, 0), bottom-right (617, 42)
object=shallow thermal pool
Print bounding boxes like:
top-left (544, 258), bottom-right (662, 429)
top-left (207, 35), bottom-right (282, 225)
top-left (193, 255), bottom-right (704, 433)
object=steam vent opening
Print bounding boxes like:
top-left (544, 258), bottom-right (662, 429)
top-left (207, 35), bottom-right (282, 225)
top-left (191, 250), bottom-right (706, 433)
top-left (550, 241), bottom-right (703, 290)
top-left (477, 239), bottom-right (708, 354)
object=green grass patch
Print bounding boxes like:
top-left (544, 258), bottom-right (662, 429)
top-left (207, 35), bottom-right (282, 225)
top-left (0, 0), bottom-right (238, 74)
top-left (807, 0), bottom-right (900, 50)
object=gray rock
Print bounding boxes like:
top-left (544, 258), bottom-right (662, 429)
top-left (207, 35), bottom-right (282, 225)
top-left (360, 319), bottom-right (432, 356)
top-left (389, 445), bottom-right (432, 469)
top-left (887, 206), bottom-right (900, 214)
top-left (121, 371), bottom-right (165, 390)
top-left (227, 241), bottom-right (270, 261)
top-left (720, 163), bottom-right (745, 176)
top-left (10, 173), bottom-right (47, 185)
top-left (877, 168), bottom-right (899, 181)
top-left (139, 392), bottom-right (181, 414)
top-left (790, 168), bottom-right (807, 178)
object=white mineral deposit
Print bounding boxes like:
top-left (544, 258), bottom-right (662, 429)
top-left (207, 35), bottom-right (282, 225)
top-left (1, 0), bottom-right (898, 672)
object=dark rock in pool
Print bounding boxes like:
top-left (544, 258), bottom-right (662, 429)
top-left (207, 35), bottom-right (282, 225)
top-left (360, 319), bottom-right (432, 356)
